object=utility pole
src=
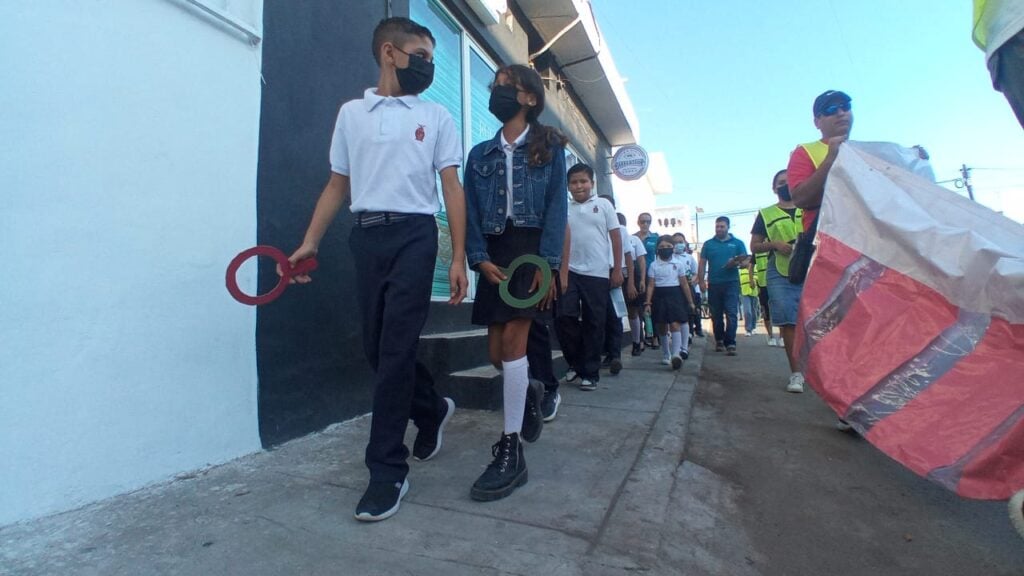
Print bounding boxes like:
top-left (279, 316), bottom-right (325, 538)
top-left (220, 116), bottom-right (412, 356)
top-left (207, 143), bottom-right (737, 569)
top-left (960, 164), bottom-right (975, 201)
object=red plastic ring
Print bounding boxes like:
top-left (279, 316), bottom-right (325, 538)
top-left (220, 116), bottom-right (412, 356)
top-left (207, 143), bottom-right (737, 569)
top-left (225, 246), bottom-right (318, 306)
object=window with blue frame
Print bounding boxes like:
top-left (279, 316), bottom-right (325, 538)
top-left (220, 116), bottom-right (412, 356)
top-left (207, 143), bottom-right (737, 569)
top-left (411, 0), bottom-right (501, 301)
top-left (411, 0), bottom-right (464, 300)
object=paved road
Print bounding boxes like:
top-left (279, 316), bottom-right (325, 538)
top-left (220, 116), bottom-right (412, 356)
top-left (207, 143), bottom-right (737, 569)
top-left (684, 328), bottom-right (1024, 575)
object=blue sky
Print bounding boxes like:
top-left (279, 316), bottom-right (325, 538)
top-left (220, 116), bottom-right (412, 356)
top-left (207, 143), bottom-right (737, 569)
top-left (591, 0), bottom-right (1024, 241)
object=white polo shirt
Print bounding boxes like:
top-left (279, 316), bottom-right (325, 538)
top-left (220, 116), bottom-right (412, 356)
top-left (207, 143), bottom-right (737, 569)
top-left (330, 88), bottom-right (463, 215)
top-left (628, 235), bottom-right (646, 266)
top-left (568, 194), bottom-right (619, 278)
top-left (617, 226), bottom-right (633, 270)
top-left (648, 257), bottom-right (686, 288)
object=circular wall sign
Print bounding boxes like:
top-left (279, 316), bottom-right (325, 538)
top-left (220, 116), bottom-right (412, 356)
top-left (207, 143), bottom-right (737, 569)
top-left (611, 145), bottom-right (649, 181)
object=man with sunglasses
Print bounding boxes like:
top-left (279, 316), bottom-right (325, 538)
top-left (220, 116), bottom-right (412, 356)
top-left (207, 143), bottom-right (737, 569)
top-left (788, 90), bottom-right (853, 232)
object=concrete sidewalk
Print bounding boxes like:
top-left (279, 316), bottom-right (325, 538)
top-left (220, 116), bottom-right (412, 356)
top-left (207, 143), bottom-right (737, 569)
top-left (2, 337), bottom-right (715, 575)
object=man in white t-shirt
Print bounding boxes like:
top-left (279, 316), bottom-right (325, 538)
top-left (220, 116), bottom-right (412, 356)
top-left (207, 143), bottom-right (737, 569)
top-left (555, 164), bottom-right (623, 391)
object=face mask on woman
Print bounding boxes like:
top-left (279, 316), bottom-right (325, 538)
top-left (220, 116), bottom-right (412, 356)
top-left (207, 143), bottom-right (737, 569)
top-left (673, 243), bottom-right (687, 255)
top-left (489, 85), bottom-right (523, 122)
top-left (657, 247), bottom-right (674, 261)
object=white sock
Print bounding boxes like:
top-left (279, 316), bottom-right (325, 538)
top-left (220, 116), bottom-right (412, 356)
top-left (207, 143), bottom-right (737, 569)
top-left (672, 330), bottom-right (685, 356)
top-left (660, 334), bottom-right (670, 359)
top-left (502, 356), bottom-right (529, 435)
top-left (630, 317), bottom-right (643, 343)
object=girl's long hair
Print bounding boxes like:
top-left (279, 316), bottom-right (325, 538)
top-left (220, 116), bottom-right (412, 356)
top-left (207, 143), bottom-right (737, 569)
top-left (496, 64), bottom-right (568, 167)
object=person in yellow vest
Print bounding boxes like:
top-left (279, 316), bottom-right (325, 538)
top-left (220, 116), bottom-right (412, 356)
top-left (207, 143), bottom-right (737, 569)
top-left (974, 0), bottom-right (1024, 128)
top-left (753, 251), bottom-right (778, 347)
top-left (751, 169), bottom-right (806, 393)
top-left (739, 260), bottom-right (759, 338)
top-left (788, 90), bottom-right (851, 231)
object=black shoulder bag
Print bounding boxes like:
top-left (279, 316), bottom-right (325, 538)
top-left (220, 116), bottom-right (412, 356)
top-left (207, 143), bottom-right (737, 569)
top-left (788, 212), bottom-right (819, 285)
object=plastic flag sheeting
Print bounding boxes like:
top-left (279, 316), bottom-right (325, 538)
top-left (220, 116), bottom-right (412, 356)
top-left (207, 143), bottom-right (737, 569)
top-left (796, 142), bottom-right (1024, 500)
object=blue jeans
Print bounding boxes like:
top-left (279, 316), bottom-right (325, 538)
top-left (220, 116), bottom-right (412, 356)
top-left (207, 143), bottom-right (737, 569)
top-left (708, 282), bottom-right (739, 347)
top-left (741, 295), bottom-right (759, 334)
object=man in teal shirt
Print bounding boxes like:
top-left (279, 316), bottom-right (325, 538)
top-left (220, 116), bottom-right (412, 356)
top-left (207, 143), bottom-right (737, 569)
top-left (697, 216), bottom-right (749, 355)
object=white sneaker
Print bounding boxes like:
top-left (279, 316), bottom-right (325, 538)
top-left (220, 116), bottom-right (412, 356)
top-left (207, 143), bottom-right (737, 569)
top-left (661, 356), bottom-right (671, 365)
top-left (564, 369), bottom-right (580, 384)
top-left (773, 337), bottom-right (783, 347)
top-left (766, 336), bottom-right (775, 346)
top-left (786, 373), bottom-right (805, 393)
top-left (745, 331), bottom-right (753, 337)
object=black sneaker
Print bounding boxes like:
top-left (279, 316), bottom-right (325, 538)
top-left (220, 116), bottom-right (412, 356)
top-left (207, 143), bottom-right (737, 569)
top-left (600, 356), bottom-right (613, 368)
top-left (715, 341), bottom-right (725, 352)
top-left (680, 350), bottom-right (689, 360)
top-left (413, 397), bottom-right (455, 461)
top-left (631, 342), bottom-right (642, 356)
top-left (726, 345), bottom-right (737, 356)
top-left (354, 479), bottom-right (409, 522)
top-left (521, 379), bottom-right (544, 443)
top-left (609, 357), bottom-right (622, 375)
top-left (471, 433), bottom-right (527, 502)
top-left (541, 390), bottom-right (561, 422)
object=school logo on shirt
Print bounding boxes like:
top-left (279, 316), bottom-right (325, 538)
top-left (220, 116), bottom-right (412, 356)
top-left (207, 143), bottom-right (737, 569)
top-left (415, 124), bottom-right (425, 142)
top-left (593, 206), bottom-right (599, 213)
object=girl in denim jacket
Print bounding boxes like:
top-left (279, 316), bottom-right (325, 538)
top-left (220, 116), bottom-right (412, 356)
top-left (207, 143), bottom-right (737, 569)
top-left (463, 64), bottom-right (568, 502)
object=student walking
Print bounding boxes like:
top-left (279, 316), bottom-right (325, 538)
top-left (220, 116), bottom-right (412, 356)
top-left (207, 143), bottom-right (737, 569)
top-left (555, 164), bottom-right (622, 392)
top-left (284, 17), bottom-right (467, 522)
top-left (645, 236), bottom-right (696, 369)
top-left (464, 64), bottom-right (567, 502)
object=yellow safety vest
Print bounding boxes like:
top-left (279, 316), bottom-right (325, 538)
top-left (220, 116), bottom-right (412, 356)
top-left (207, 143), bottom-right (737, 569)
top-left (758, 204), bottom-right (803, 277)
top-left (741, 271), bottom-right (758, 297)
top-left (754, 252), bottom-right (768, 287)
top-left (800, 140), bottom-right (829, 169)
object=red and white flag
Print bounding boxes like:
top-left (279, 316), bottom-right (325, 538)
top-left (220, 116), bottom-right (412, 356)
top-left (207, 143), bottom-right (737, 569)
top-left (797, 142), bottom-right (1024, 500)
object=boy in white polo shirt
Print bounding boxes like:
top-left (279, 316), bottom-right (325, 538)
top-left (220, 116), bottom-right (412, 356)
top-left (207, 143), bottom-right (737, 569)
top-left (555, 164), bottom-right (622, 391)
top-left (283, 17), bottom-right (468, 523)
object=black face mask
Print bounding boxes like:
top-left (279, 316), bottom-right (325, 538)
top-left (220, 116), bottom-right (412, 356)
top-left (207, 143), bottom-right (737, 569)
top-left (395, 51), bottom-right (434, 95)
top-left (489, 85), bottom-right (523, 122)
top-left (776, 184), bottom-right (792, 201)
top-left (657, 247), bottom-right (674, 261)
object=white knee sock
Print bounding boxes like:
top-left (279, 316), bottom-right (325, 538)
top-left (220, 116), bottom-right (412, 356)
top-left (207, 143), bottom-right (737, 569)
top-left (630, 317), bottom-right (643, 343)
top-left (660, 334), bottom-right (670, 359)
top-left (672, 330), bottom-right (685, 356)
top-left (502, 356), bottom-right (529, 435)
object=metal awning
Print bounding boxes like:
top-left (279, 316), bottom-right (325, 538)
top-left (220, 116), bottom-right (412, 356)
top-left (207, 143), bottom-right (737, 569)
top-left (517, 0), bottom-right (639, 146)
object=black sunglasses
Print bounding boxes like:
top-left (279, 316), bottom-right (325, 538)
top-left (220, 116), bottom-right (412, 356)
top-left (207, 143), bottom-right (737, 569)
top-left (819, 102), bottom-right (852, 116)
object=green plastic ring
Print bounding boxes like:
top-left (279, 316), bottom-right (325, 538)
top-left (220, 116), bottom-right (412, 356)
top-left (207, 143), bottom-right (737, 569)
top-left (498, 254), bottom-right (552, 309)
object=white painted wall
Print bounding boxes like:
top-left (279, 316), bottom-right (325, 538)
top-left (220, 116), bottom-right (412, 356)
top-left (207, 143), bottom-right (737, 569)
top-left (0, 0), bottom-right (264, 525)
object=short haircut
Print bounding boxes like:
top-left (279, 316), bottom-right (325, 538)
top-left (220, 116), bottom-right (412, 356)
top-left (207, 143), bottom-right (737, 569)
top-left (617, 213), bottom-right (627, 226)
top-left (657, 234), bottom-right (675, 245)
top-left (638, 212), bottom-right (652, 221)
top-left (672, 232), bottom-right (687, 243)
top-left (599, 194), bottom-right (616, 208)
top-left (772, 169), bottom-right (787, 188)
top-left (715, 216), bottom-right (730, 226)
top-left (568, 163), bottom-right (595, 181)
top-left (372, 17), bottom-right (435, 65)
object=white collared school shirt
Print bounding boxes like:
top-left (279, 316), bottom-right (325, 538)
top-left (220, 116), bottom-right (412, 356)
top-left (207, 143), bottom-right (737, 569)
top-left (648, 256), bottom-right (686, 288)
top-left (330, 88), bottom-right (463, 215)
top-left (567, 195), bottom-right (619, 278)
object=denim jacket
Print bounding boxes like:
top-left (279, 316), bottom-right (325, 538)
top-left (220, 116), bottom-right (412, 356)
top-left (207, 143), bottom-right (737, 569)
top-left (464, 129), bottom-right (567, 270)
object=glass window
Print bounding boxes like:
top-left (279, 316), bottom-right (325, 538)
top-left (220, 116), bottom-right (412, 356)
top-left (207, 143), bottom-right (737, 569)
top-left (411, 0), bottom-right (464, 300)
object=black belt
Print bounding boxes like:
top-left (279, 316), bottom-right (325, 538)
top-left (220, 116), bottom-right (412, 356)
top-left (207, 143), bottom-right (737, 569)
top-left (355, 211), bottom-right (412, 228)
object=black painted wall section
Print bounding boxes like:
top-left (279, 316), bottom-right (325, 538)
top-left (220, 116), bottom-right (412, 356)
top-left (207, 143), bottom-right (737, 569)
top-left (256, 1), bottom-right (389, 447)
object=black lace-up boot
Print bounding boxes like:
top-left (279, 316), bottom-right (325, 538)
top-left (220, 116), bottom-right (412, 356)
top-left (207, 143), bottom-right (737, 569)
top-left (470, 432), bottom-right (527, 501)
